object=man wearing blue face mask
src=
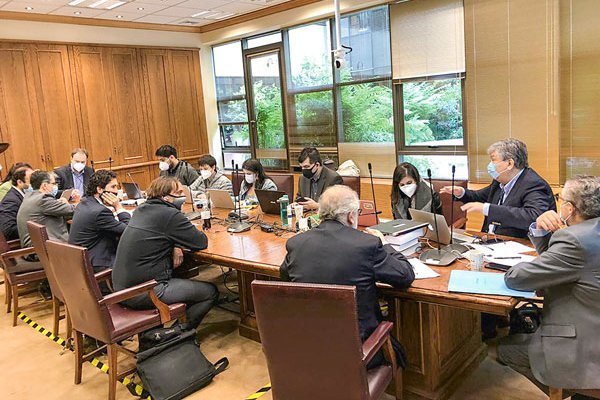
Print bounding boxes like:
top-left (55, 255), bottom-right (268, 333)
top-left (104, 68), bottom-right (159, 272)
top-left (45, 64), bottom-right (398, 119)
top-left (0, 166), bottom-right (34, 240)
top-left (441, 138), bottom-right (555, 239)
top-left (17, 170), bottom-right (76, 248)
top-left (54, 148), bottom-right (94, 198)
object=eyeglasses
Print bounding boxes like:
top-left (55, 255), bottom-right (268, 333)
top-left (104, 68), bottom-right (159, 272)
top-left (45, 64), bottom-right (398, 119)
top-left (554, 193), bottom-right (571, 203)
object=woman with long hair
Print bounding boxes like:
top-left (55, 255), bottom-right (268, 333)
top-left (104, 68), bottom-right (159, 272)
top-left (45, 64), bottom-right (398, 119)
top-left (239, 158), bottom-right (277, 203)
top-left (390, 162), bottom-right (442, 220)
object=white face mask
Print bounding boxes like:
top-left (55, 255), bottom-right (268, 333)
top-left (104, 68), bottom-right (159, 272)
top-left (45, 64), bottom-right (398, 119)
top-left (559, 202), bottom-right (573, 226)
top-left (400, 183), bottom-right (417, 198)
top-left (245, 174), bottom-right (256, 184)
top-left (200, 169), bottom-right (212, 180)
top-left (158, 161), bottom-right (170, 171)
top-left (72, 161), bottom-right (86, 173)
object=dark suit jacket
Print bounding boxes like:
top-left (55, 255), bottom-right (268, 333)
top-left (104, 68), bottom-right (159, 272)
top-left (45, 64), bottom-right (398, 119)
top-left (54, 164), bottom-right (94, 192)
top-left (460, 167), bottom-right (556, 238)
top-left (298, 167), bottom-right (344, 201)
top-left (280, 220), bottom-right (415, 344)
top-left (0, 187), bottom-right (24, 240)
top-left (68, 196), bottom-right (131, 270)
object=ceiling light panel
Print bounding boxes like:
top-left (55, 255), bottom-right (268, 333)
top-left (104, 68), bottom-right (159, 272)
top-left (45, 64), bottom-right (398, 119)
top-left (110, 1), bottom-right (165, 13)
top-left (50, 5), bottom-right (106, 16)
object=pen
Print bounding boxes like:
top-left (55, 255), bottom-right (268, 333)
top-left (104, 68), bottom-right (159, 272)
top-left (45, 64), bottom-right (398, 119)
top-left (493, 256), bottom-right (521, 259)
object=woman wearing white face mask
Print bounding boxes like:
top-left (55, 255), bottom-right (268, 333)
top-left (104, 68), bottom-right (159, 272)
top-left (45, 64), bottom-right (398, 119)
top-left (239, 159), bottom-right (278, 203)
top-left (391, 162), bottom-right (442, 220)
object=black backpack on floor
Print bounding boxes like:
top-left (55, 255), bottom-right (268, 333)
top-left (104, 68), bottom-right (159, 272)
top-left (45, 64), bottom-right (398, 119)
top-left (135, 325), bottom-right (229, 400)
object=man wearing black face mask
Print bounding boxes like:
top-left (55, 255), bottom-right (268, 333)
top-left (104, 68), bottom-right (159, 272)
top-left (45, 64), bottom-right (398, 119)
top-left (69, 170), bottom-right (131, 273)
top-left (297, 147), bottom-right (343, 210)
top-left (112, 176), bottom-right (217, 331)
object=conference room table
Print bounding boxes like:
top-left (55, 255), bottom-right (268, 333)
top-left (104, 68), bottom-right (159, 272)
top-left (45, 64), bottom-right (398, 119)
top-left (187, 207), bottom-right (529, 400)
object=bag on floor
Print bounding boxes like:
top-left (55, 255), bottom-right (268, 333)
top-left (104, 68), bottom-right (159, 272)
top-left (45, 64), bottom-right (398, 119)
top-left (509, 301), bottom-right (542, 334)
top-left (136, 328), bottom-right (229, 400)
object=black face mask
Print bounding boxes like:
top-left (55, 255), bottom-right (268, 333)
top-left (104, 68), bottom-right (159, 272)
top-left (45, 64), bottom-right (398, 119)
top-left (302, 164), bottom-right (317, 179)
top-left (168, 195), bottom-right (186, 210)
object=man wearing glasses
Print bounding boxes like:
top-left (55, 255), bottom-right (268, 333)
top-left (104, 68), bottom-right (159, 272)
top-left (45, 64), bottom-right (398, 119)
top-left (296, 147), bottom-right (343, 210)
top-left (17, 170), bottom-right (76, 248)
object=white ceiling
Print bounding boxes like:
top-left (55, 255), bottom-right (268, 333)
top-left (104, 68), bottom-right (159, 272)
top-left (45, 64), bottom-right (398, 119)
top-left (1, 0), bottom-right (291, 26)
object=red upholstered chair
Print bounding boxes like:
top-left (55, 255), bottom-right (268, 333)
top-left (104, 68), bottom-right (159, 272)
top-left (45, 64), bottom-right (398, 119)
top-left (0, 231), bottom-right (46, 326)
top-left (45, 240), bottom-right (186, 400)
top-left (430, 179), bottom-right (468, 229)
top-left (252, 280), bottom-right (402, 400)
top-left (341, 175), bottom-right (361, 197)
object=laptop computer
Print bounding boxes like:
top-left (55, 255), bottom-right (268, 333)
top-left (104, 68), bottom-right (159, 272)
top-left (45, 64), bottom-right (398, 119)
top-left (207, 189), bottom-right (235, 209)
top-left (370, 219), bottom-right (428, 236)
top-left (122, 182), bottom-right (143, 200)
top-left (256, 189), bottom-right (286, 215)
top-left (408, 208), bottom-right (470, 245)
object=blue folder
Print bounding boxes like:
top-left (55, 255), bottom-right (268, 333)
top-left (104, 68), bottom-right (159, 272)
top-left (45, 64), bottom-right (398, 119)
top-left (448, 270), bottom-right (536, 298)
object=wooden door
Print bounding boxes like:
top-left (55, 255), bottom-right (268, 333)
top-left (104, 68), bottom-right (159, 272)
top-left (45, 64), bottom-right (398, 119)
top-left (140, 49), bottom-right (176, 153)
top-left (30, 44), bottom-right (81, 170)
top-left (0, 43), bottom-right (45, 169)
top-left (106, 47), bottom-right (148, 165)
top-left (169, 50), bottom-right (206, 157)
top-left (70, 46), bottom-right (115, 169)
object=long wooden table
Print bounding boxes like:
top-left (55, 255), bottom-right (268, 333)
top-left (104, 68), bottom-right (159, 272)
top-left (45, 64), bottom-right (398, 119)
top-left (188, 208), bottom-right (524, 400)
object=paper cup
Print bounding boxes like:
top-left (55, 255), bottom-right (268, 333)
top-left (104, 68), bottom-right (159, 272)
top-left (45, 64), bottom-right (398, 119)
top-left (468, 250), bottom-right (484, 271)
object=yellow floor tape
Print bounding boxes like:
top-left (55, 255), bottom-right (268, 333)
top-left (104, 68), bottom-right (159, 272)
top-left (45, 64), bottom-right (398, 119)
top-left (245, 383), bottom-right (272, 399)
top-left (17, 312), bottom-right (150, 399)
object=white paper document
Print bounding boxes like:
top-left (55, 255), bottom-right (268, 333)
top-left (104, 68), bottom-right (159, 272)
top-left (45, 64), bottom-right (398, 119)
top-left (484, 240), bottom-right (535, 255)
top-left (408, 258), bottom-right (440, 280)
top-left (484, 254), bottom-right (536, 267)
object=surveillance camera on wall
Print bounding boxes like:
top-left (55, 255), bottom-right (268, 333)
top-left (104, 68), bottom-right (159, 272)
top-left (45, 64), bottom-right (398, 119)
top-left (333, 48), bottom-right (346, 69)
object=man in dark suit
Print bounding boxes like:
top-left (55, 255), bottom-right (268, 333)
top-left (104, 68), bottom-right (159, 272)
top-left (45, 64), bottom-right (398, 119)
top-left (69, 169), bottom-right (130, 273)
top-left (281, 184), bottom-right (415, 367)
top-left (0, 166), bottom-right (34, 240)
top-left (297, 147), bottom-right (343, 210)
top-left (498, 176), bottom-right (600, 400)
top-left (54, 148), bottom-right (94, 197)
top-left (441, 138), bottom-right (556, 238)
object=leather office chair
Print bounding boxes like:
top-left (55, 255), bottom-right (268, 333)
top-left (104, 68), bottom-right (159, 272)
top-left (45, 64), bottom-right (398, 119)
top-left (341, 175), bottom-right (361, 197)
top-left (0, 235), bottom-right (21, 302)
top-left (45, 240), bottom-right (186, 400)
top-left (27, 221), bottom-right (75, 338)
top-left (430, 179), bottom-right (468, 229)
top-left (550, 388), bottom-right (600, 400)
top-left (0, 231), bottom-right (45, 326)
top-left (232, 172), bottom-right (294, 199)
top-left (252, 281), bottom-right (402, 400)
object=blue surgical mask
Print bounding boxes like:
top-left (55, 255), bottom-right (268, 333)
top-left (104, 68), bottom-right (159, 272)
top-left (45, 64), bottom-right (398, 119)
top-left (487, 161), bottom-right (509, 181)
top-left (24, 185), bottom-right (34, 193)
top-left (169, 195), bottom-right (186, 210)
top-left (50, 185), bottom-right (58, 197)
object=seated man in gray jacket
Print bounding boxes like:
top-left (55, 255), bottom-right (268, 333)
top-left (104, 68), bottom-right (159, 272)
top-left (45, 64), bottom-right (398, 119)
top-left (17, 170), bottom-right (76, 248)
top-left (189, 154), bottom-right (233, 198)
top-left (498, 175), bottom-right (600, 400)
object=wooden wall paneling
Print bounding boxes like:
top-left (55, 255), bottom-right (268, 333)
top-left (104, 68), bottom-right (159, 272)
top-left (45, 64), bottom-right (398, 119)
top-left (70, 46), bottom-right (115, 169)
top-left (115, 165), bottom-right (151, 191)
top-left (106, 47), bottom-right (149, 165)
top-left (30, 43), bottom-right (81, 170)
top-left (140, 49), bottom-right (177, 153)
top-left (191, 49), bottom-right (209, 155)
top-left (0, 42), bottom-right (46, 169)
top-left (169, 50), bottom-right (206, 157)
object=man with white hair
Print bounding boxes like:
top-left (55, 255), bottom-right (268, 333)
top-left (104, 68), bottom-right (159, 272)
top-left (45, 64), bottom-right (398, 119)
top-left (280, 184), bottom-right (415, 368)
top-left (497, 175), bottom-right (600, 399)
top-left (441, 138), bottom-right (555, 239)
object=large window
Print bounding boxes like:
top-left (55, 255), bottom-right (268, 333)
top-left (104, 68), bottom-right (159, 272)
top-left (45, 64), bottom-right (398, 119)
top-left (213, 41), bottom-right (251, 167)
top-left (397, 75), bottom-right (467, 178)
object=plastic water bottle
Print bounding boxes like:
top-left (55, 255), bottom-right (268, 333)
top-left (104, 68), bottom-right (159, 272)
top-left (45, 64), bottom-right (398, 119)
top-left (279, 194), bottom-right (289, 227)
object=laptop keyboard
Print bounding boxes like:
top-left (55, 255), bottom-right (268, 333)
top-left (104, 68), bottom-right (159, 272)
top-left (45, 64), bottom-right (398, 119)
top-left (185, 211), bottom-right (202, 221)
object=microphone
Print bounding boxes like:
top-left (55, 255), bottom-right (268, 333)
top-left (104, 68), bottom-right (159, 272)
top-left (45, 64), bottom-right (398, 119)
top-left (419, 169), bottom-right (456, 266)
top-left (126, 171), bottom-right (143, 199)
top-left (443, 165), bottom-right (469, 254)
top-left (227, 162), bottom-right (251, 233)
top-left (367, 162), bottom-right (379, 224)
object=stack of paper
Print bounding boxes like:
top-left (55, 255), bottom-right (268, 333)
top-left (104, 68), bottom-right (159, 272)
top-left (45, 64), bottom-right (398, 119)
top-left (407, 258), bottom-right (440, 280)
top-left (387, 228), bottom-right (425, 252)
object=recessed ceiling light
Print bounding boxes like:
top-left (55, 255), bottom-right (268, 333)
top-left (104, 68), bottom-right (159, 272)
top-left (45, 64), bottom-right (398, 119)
top-left (116, 14), bottom-right (123, 18)
top-left (214, 12), bottom-right (235, 19)
top-left (191, 10), bottom-right (210, 17)
top-left (88, 0), bottom-right (108, 8)
top-left (105, 1), bottom-right (125, 9)
top-left (68, 0), bottom-right (86, 5)
top-left (137, 7), bottom-right (144, 10)
top-left (25, 6), bottom-right (33, 10)
top-left (74, 11), bottom-right (81, 14)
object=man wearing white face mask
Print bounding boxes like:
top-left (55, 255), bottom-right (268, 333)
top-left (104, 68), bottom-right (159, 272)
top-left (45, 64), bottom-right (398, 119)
top-left (155, 145), bottom-right (199, 186)
top-left (391, 162), bottom-right (442, 220)
top-left (440, 138), bottom-right (555, 239)
top-left (280, 185), bottom-right (415, 369)
top-left (54, 148), bottom-right (94, 198)
top-left (189, 154), bottom-right (233, 198)
top-left (497, 176), bottom-right (600, 399)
